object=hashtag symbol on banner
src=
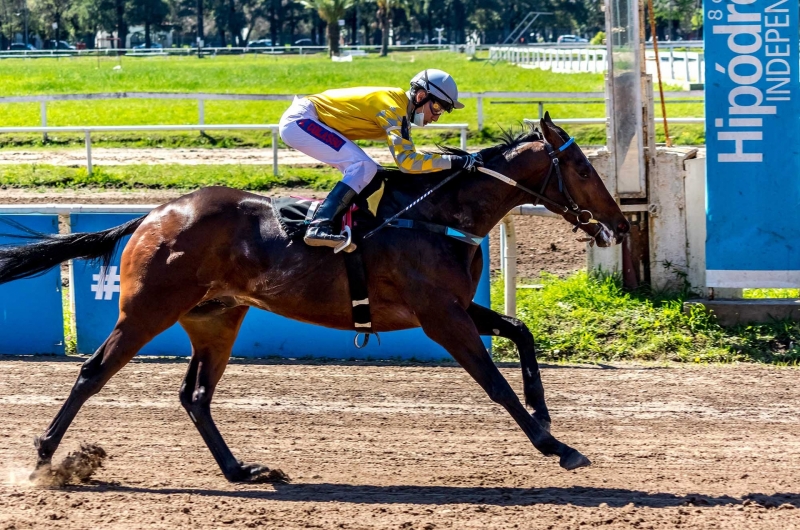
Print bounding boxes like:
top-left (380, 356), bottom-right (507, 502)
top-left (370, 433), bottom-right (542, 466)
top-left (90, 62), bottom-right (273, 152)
top-left (91, 266), bottom-right (121, 301)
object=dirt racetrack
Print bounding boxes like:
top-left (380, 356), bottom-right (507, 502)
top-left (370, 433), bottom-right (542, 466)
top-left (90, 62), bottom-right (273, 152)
top-left (0, 358), bottom-right (799, 529)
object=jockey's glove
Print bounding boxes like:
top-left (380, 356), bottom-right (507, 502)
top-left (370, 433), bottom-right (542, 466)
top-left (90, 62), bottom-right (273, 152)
top-left (454, 152), bottom-right (483, 172)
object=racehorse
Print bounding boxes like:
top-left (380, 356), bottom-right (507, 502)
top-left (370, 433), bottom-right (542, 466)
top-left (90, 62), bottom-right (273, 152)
top-left (0, 114), bottom-right (629, 483)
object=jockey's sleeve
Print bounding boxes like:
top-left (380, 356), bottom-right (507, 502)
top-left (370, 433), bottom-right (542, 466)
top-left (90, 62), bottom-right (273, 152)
top-left (375, 107), bottom-right (454, 174)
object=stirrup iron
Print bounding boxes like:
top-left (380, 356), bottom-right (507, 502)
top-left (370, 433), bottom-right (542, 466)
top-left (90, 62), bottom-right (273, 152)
top-left (334, 225), bottom-right (357, 254)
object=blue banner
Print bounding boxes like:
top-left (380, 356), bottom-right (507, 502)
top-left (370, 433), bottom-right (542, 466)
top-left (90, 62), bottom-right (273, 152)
top-left (705, 0), bottom-right (800, 287)
top-left (71, 213), bottom-right (491, 360)
top-left (0, 215), bottom-right (64, 355)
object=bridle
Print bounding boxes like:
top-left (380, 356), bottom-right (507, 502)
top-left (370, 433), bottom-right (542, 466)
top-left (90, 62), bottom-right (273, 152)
top-left (477, 136), bottom-right (598, 232)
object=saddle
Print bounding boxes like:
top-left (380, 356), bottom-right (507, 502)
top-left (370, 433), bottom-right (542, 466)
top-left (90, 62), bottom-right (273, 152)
top-left (271, 175), bottom-right (385, 242)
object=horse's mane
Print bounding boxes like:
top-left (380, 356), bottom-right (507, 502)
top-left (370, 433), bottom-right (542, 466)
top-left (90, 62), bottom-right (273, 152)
top-left (438, 125), bottom-right (545, 161)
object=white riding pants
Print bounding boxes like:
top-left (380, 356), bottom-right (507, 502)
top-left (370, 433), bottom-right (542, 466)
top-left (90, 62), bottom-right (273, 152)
top-left (279, 97), bottom-right (380, 194)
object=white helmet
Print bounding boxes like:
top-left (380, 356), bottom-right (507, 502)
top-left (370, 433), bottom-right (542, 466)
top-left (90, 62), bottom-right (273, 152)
top-left (410, 69), bottom-right (465, 111)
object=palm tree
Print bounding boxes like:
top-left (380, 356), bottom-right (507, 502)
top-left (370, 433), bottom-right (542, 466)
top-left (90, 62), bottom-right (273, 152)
top-left (375, 0), bottom-right (406, 56)
top-left (300, 0), bottom-right (354, 56)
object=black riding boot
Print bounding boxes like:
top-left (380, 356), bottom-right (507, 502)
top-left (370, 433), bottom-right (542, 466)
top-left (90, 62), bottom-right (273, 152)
top-left (304, 181), bottom-right (358, 248)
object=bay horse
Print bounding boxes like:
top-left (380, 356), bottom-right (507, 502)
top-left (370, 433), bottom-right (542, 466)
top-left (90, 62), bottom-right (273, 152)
top-left (0, 114), bottom-right (629, 483)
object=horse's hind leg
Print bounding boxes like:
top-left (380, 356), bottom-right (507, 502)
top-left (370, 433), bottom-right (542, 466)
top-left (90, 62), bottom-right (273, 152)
top-left (32, 268), bottom-right (208, 479)
top-left (33, 315), bottom-right (172, 476)
top-left (466, 302), bottom-right (551, 431)
top-left (178, 304), bottom-right (284, 483)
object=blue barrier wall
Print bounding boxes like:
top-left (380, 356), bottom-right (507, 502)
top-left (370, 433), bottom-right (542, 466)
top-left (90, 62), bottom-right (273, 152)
top-left (0, 215), bottom-right (65, 355)
top-left (704, 0), bottom-right (800, 287)
top-left (72, 213), bottom-right (491, 360)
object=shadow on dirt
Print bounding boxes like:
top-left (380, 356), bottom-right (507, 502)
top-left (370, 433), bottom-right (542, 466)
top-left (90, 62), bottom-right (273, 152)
top-left (76, 482), bottom-right (800, 509)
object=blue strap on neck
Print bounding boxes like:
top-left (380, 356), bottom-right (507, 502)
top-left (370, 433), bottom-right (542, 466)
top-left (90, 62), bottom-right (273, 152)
top-left (557, 137), bottom-right (575, 152)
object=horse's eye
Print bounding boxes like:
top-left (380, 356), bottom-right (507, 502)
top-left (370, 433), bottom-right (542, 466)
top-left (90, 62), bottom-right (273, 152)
top-left (580, 172), bottom-right (589, 179)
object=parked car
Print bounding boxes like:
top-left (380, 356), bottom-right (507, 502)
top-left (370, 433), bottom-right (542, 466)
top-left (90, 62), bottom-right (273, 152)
top-left (9, 43), bottom-right (36, 51)
top-left (556, 35), bottom-right (588, 44)
top-left (246, 39), bottom-right (273, 48)
top-left (294, 38), bottom-right (314, 46)
top-left (133, 43), bottom-right (163, 50)
top-left (45, 40), bottom-right (76, 50)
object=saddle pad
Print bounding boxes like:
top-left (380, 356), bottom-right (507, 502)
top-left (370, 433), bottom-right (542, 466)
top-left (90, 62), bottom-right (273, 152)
top-left (272, 188), bottom-right (383, 240)
top-left (272, 197), bottom-right (318, 238)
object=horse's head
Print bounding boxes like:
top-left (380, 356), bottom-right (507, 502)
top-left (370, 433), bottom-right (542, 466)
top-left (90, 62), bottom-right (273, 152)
top-left (512, 113), bottom-right (630, 247)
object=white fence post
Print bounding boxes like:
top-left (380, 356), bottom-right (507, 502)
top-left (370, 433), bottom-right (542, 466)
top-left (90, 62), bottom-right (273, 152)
top-left (40, 101), bottom-right (47, 142)
top-left (198, 98), bottom-right (205, 134)
top-left (460, 127), bottom-right (467, 151)
top-left (499, 223), bottom-right (506, 276)
top-left (272, 128), bottom-right (279, 176)
top-left (699, 53), bottom-right (705, 83)
top-left (669, 48), bottom-right (675, 79)
top-left (684, 50), bottom-right (690, 82)
top-left (502, 216), bottom-right (516, 317)
top-left (477, 96), bottom-right (484, 130)
top-left (84, 131), bottom-right (93, 175)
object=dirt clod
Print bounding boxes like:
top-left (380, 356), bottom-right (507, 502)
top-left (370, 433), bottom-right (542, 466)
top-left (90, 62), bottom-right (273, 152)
top-left (34, 444), bottom-right (106, 488)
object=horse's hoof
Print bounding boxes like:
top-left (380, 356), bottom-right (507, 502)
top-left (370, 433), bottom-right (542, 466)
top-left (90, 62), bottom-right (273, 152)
top-left (229, 463), bottom-right (290, 484)
top-left (29, 462), bottom-right (52, 483)
top-left (560, 448), bottom-right (592, 471)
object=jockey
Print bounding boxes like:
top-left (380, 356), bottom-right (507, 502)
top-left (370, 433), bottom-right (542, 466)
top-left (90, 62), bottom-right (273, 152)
top-left (279, 69), bottom-right (483, 249)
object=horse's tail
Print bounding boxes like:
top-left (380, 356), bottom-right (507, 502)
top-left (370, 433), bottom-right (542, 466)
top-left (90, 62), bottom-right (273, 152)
top-left (0, 214), bottom-right (147, 286)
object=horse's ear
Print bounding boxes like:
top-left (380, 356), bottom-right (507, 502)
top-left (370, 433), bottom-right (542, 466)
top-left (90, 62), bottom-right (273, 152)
top-left (539, 111), bottom-right (562, 147)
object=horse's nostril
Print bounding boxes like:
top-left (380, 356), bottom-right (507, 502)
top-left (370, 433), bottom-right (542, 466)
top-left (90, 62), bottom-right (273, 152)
top-left (618, 221), bottom-right (630, 234)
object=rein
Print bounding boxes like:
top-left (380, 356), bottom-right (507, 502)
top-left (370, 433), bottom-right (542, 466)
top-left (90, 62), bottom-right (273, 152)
top-left (363, 136), bottom-right (596, 243)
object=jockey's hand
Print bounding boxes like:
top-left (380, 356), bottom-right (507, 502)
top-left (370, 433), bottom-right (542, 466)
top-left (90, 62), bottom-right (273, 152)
top-left (454, 152), bottom-right (483, 172)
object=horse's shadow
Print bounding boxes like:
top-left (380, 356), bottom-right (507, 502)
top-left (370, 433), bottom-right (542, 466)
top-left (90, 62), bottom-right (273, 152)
top-left (78, 482), bottom-right (800, 509)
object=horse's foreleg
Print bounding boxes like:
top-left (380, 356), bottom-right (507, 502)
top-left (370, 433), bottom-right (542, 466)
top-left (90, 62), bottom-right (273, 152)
top-left (417, 296), bottom-right (589, 470)
top-left (179, 305), bottom-right (285, 483)
top-left (33, 320), bottom-right (155, 476)
top-left (466, 302), bottom-right (551, 431)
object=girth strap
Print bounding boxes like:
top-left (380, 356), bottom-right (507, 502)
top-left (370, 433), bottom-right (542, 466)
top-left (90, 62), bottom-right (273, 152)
top-left (342, 248), bottom-right (378, 348)
top-left (386, 218), bottom-right (484, 246)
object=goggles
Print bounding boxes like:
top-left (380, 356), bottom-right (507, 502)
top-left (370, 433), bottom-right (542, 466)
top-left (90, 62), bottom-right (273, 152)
top-left (429, 99), bottom-right (453, 115)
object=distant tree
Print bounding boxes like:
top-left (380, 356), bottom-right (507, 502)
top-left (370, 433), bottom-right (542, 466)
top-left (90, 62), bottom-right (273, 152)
top-left (129, 0), bottom-right (169, 47)
top-left (72, 0), bottom-right (117, 47)
top-left (374, 0), bottom-right (404, 56)
top-left (114, 0), bottom-right (127, 47)
top-left (299, 0), bottom-right (353, 56)
top-left (34, 0), bottom-right (71, 42)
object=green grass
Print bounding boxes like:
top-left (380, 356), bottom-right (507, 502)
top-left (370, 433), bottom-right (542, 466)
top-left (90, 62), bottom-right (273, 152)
top-left (0, 164), bottom-right (342, 190)
top-left (491, 271), bottom-right (800, 364)
top-left (62, 281), bottom-right (77, 355)
top-left (0, 52), bottom-right (704, 147)
top-left (744, 288), bottom-right (800, 299)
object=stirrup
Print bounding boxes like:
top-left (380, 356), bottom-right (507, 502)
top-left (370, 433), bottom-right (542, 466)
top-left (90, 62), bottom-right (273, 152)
top-left (334, 226), bottom-right (357, 254)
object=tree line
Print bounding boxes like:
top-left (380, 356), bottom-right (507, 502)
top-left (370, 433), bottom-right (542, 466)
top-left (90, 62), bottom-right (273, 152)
top-left (0, 0), bottom-right (702, 52)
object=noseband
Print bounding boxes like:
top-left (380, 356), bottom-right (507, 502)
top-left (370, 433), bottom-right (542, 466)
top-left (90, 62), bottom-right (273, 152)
top-left (477, 137), bottom-right (597, 231)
